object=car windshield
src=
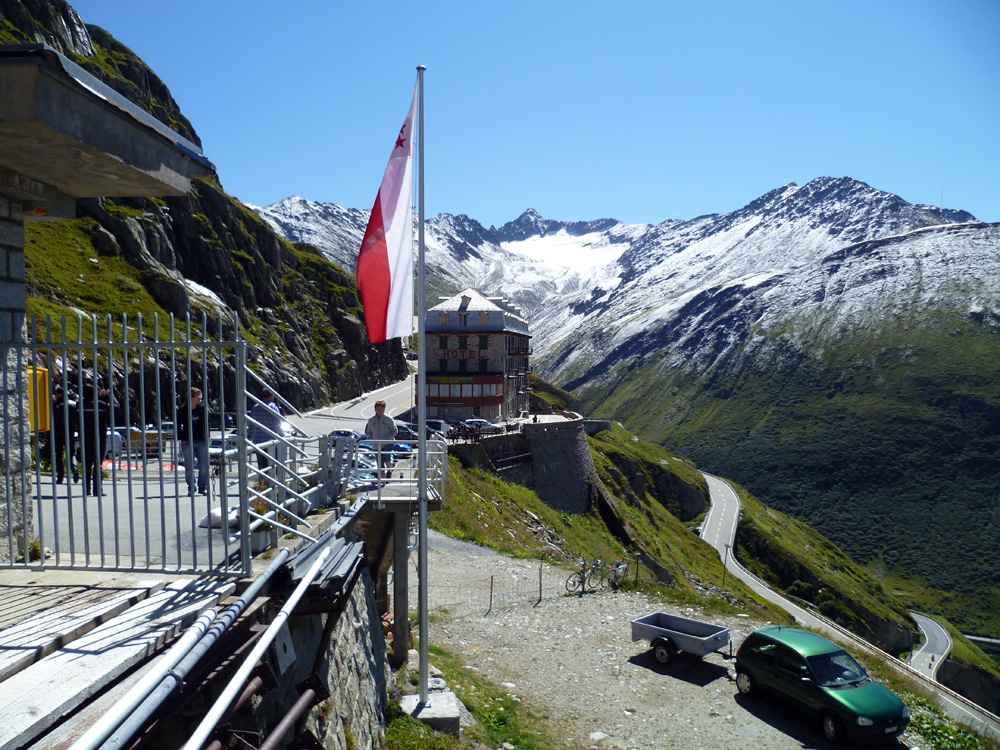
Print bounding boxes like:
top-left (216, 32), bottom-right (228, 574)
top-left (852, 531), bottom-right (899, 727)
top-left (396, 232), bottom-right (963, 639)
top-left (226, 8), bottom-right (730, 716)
top-left (807, 650), bottom-right (868, 687)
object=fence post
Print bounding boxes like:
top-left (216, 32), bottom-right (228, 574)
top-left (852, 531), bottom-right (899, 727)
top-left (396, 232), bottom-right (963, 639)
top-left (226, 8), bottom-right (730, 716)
top-left (487, 575), bottom-right (494, 616)
top-left (538, 561), bottom-right (543, 604)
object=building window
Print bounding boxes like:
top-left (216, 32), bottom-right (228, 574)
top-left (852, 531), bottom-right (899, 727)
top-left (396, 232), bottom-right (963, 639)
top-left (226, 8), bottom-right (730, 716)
top-left (458, 360), bottom-right (468, 373)
top-left (480, 313), bottom-right (488, 325)
top-left (473, 384), bottom-right (482, 397)
top-left (459, 313), bottom-right (468, 326)
top-left (478, 359), bottom-right (487, 373)
top-left (462, 384), bottom-right (473, 397)
top-left (438, 336), bottom-right (448, 349)
top-left (438, 359), bottom-right (448, 372)
top-left (479, 335), bottom-right (488, 349)
top-left (451, 384), bottom-right (461, 397)
top-left (439, 313), bottom-right (448, 325)
top-left (458, 336), bottom-right (467, 349)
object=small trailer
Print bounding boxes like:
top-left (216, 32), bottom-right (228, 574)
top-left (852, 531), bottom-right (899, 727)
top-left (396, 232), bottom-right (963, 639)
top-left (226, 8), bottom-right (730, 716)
top-left (631, 612), bottom-right (732, 665)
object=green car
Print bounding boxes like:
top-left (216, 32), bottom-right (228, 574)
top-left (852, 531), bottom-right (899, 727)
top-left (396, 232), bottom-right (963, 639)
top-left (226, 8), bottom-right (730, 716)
top-left (735, 626), bottom-right (909, 744)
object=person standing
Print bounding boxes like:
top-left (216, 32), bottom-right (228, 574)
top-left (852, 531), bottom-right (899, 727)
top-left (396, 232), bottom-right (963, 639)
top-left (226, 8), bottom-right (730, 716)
top-left (364, 399), bottom-right (398, 481)
top-left (178, 387), bottom-right (209, 496)
top-left (247, 390), bottom-right (283, 471)
top-left (51, 385), bottom-right (79, 483)
top-left (79, 380), bottom-right (112, 496)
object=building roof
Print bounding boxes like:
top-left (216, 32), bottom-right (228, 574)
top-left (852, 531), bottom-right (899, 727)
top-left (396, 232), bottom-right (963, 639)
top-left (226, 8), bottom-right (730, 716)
top-left (429, 288), bottom-right (529, 328)
top-left (430, 288), bottom-right (502, 313)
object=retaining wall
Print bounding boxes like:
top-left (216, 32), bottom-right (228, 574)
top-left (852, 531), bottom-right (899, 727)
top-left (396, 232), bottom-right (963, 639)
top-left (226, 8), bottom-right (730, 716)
top-left (524, 416), bottom-right (597, 514)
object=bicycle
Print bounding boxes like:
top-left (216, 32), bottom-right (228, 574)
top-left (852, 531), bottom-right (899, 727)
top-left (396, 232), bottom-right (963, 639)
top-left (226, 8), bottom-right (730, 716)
top-left (586, 557), bottom-right (606, 590)
top-left (601, 558), bottom-right (630, 590)
top-left (565, 557), bottom-right (591, 593)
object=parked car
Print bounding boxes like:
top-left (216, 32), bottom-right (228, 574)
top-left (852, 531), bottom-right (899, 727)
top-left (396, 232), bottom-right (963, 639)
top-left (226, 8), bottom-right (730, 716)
top-left (104, 429), bottom-right (124, 459)
top-left (330, 428), bottom-right (363, 442)
top-left (114, 425), bottom-right (160, 457)
top-left (425, 419), bottom-right (452, 434)
top-left (72, 429), bottom-right (125, 460)
top-left (394, 423), bottom-right (418, 440)
top-left (208, 434), bottom-right (238, 467)
top-left (400, 422), bottom-right (446, 441)
top-left (461, 418), bottom-right (493, 430)
top-left (388, 442), bottom-right (414, 458)
top-left (734, 626), bottom-right (909, 744)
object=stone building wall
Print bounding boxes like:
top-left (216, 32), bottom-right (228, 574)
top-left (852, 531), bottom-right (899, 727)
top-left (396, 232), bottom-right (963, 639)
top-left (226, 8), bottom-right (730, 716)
top-left (0, 196), bottom-right (28, 563)
top-left (253, 568), bottom-right (391, 749)
top-left (524, 416), bottom-right (597, 514)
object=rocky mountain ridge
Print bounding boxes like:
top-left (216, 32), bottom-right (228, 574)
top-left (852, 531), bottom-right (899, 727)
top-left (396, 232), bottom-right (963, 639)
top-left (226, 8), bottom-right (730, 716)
top-left (254, 178), bottom-right (1000, 640)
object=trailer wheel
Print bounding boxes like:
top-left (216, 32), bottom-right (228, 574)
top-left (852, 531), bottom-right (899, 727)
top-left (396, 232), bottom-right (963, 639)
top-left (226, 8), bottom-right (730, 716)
top-left (652, 639), bottom-right (675, 665)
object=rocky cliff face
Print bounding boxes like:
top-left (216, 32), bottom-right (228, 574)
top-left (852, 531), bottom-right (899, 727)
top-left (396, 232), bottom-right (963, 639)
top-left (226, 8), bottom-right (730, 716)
top-left (5, 0), bottom-right (403, 407)
top-left (74, 184), bottom-right (405, 408)
top-left (937, 659), bottom-right (1000, 717)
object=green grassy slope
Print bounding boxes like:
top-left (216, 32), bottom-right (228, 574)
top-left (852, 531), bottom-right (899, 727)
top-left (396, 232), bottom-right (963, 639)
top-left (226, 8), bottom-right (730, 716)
top-left (432, 422), bottom-right (921, 646)
top-left (576, 311), bottom-right (1000, 639)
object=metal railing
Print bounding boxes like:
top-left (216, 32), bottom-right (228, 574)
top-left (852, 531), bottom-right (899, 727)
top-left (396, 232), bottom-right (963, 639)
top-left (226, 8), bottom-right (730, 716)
top-left (358, 436), bottom-right (449, 510)
top-left (3, 311), bottom-right (250, 574)
top-left (1, 310), bottom-right (449, 576)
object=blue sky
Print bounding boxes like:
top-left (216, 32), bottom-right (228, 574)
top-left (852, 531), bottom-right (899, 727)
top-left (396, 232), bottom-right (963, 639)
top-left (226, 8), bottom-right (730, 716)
top-left (70, 0), bottom-right (999, 227)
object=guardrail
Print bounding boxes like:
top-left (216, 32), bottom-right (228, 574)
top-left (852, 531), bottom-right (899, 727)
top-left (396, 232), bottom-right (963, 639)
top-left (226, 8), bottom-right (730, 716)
top-left (705, 474), bottom-right (1000, 741)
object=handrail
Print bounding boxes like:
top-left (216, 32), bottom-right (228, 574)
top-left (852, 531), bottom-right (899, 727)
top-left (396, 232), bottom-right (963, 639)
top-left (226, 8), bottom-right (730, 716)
top-left (81, 548), bottom-right (292, 750)
top-left (182, 545), bottom-right (333, 750)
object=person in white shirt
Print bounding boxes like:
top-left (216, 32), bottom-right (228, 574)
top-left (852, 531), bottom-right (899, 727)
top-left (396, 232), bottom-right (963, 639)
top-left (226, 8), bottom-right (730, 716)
top-left (364, 399), bottom-right (398, 481)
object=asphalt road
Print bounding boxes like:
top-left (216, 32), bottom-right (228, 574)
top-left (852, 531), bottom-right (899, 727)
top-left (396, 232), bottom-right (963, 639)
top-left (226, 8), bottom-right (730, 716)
top-left (287, 373), bottom-right (417, 436)
top-left (699, 471), bottom-right (1000, 742)
top-left (910, 612), bottom-right (952, 680)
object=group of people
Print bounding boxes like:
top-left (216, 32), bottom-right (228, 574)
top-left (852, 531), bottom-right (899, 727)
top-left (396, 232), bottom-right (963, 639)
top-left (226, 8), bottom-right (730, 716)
top-left (44, 381), bottom-right (400, 497)
top-left (178, 387), bottom-right (285, 496)
top-left (45, 380), bottom-right (116, 496)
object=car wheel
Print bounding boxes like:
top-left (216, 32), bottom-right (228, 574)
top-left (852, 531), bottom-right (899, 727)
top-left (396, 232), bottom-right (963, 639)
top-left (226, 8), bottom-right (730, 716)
top-left (821, 713), bottom-right (845, 744)
top-left (735, 668), bottom-right (756, 696)
top-left (652, 639), bottom-right (675, 665)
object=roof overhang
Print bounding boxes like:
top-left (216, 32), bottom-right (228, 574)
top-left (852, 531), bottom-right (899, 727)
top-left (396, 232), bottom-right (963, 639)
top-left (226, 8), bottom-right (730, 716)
top-left (0, 44), bottom-right (214, 220)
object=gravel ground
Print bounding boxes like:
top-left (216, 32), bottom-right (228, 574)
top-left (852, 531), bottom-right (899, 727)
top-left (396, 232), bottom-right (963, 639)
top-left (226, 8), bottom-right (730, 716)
top-left (408, 531), bottom-right (919, 750)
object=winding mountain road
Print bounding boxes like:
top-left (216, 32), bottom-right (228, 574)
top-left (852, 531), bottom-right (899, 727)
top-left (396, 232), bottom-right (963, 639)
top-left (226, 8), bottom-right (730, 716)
top-left (699, 472), bottom-right (1000, 742)
top-left (909, 612), bottom-right (952, 680)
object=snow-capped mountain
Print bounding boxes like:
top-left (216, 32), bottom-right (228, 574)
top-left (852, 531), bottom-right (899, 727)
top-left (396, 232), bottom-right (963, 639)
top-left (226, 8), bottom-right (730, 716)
top-left (252, 178), bottom-right (1000, 613)
top-left (250, 177), bottom-right (992, 388)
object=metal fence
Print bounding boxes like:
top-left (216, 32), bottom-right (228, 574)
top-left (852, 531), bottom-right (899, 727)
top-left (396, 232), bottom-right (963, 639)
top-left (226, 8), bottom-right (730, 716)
top-left (1, 310), bottom-right (449, 576)
top-left (2, 311), bottom-right (254, 573)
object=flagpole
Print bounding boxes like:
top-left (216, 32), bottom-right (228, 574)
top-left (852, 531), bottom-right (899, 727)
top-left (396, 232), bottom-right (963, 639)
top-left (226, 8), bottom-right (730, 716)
top-left (415, 63), bottom-right (429, 707)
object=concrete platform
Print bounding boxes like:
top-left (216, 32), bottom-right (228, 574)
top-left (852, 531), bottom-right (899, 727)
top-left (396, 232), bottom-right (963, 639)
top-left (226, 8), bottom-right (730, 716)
top-left (400, 691), bottom-right (461, 737)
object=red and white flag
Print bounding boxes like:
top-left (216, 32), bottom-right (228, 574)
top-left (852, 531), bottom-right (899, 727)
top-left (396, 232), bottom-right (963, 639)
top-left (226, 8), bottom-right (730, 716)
top-left (356, 82), bottom-right (417, 343)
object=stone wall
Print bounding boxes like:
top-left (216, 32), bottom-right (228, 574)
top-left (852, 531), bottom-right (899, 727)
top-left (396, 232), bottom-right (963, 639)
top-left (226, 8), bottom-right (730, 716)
top-left (252, 568), bottom-right (391, 749)
top-left (584, 418), bottom-right (613, 436)
top-left (524, 416), bottom-right (597, 514)
top-left (0, 196), bottom-right (28, 563)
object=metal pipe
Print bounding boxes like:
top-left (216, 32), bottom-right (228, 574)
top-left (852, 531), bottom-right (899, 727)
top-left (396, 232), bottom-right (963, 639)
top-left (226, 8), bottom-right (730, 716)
top-left (416, 62), bottom-right (430, 708)
top-left (257, 688), bottom-right (317, 750)
top-left (69, 608), bottom-right (220, 750)
top-left (183, 545), bottom-right (332, 750)
top-left (96, 547), bottom-right (291, 750)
